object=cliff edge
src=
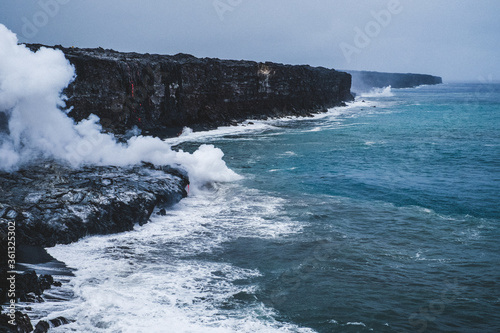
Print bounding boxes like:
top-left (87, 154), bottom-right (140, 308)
top-left (26, 45), bottom-right (353, 137)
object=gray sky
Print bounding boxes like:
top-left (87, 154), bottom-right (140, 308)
top-left (1, 0), bottom-right (499, 82)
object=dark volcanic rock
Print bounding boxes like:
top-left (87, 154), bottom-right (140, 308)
top-left (33, 320), bottom-right (50, 333)
top-left (346, 70), bottom-right (442, 92)
top-left (0, 161), bottom-right (188, 248)
top-left (0, 316), bottom-right (15, 332)
top-left (25, 44), bottom-right (354, 136)
top-left (0, 161), bottom-right (188, 328)
top-left (16, 270), bottom-right (43, 302)
top-left (1, 270), bottom-right (58, 303)
top-left (15, 311), bottom-right (33, 333)
top-left (0, 158), bottom-right (193, 330)
top-left (0, 311), bottom-right (32, 333)
top-left (34, 317), bottom-right (72, 333)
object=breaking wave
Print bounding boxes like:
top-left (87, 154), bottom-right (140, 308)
top-left (359, 86), bottom-right (394, 98)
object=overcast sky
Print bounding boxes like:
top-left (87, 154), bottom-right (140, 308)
top-left (1, 0), bottom-right (499, 82)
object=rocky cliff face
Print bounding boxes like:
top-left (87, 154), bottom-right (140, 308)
top-left (26, 45), bottom-right (353, 137)
top-left (346, 70), bottom-right (442, 92)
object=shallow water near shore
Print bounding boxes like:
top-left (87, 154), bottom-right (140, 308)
top-left (27, 83), bottom-right (500, 332)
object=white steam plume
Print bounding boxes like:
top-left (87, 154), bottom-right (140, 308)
top-left (0, 24), bottom-right (241, 187)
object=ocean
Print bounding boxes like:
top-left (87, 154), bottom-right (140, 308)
top-left (26, 83), bottom-right (500, 332)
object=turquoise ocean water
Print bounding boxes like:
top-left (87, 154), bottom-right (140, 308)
top-left (30, 83), bottom-right (500, 332)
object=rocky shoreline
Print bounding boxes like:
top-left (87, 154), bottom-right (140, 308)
top-left (0, 162), bottom-right (188, 247)
top-left (0, 44), bottom-right (443, 331)
top-left (1, 44), bottom-right (354, 332)
top-left (0, 161), bottom-right (189, 332)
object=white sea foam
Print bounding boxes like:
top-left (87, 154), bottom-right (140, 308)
top-left (0, 24), bottom-right (239, 189)
top-left (161, 90), bottom-right (389, 144)
top-left (345, 322), bottom-right (367, 327)
top-left (27, 184), bottom-right (311, 332)
top-left (359, 86), bottom-right (394, 98)
top-left (364, 140), bottom-right (386, 146)
top-left (278, 151), bottom-right (297, 157)
top-left (306, 127), bottom-right (322, 132)
top-left (165, 101), bottom-right (373, 146)
top-left (164, 121), bottom-right (277, 146)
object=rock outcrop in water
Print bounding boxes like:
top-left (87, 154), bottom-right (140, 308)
top-left (346, 70), bottom-right (442, 92)
top-left (25, 44), bottom-right (354, 137)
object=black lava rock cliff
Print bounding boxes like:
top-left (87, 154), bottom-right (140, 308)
top-left (26, 45), bottom-right (354, 137)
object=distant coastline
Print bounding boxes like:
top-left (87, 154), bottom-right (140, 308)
top-left (345, 69), bottom-right (442, 92)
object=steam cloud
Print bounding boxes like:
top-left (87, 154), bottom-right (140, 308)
top-left (0, 24), bottom-right (240, 187)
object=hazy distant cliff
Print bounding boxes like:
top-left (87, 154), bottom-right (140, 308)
top-left (26, 45), bottom-right (353, 136)
top-left (346, 70), bottom-right (442, 92)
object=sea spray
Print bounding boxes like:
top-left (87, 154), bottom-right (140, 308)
top-left (0, 24), bottom-right (240, 188)
top-left (359, 85), bottom-right (394, 98)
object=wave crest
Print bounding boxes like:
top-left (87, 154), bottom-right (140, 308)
top-left (359, 86), bottom-right (394, 98)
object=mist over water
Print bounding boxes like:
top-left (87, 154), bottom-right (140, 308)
top-left (359, 86), bottom-right (394, 98)
top-left (0, 24), bottom-right (239, 188)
